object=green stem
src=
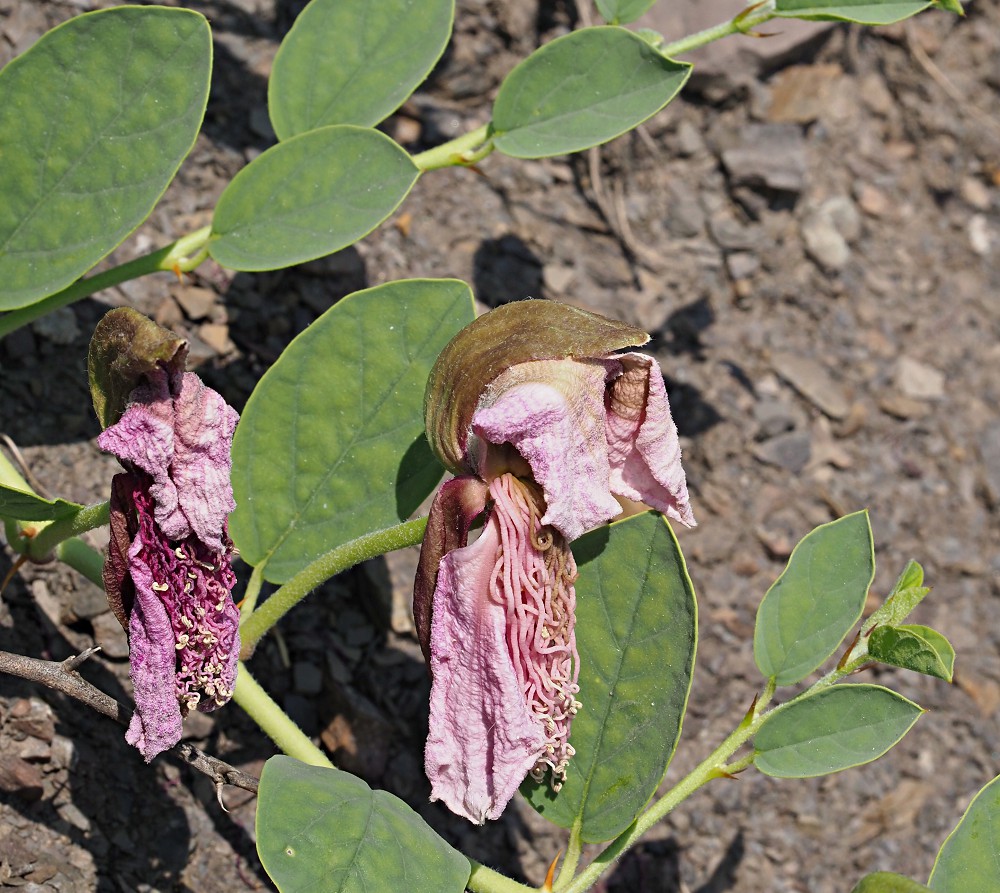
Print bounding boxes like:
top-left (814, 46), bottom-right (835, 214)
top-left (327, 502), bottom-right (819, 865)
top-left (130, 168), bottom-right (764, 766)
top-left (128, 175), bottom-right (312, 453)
top-left (239, 562), bottom-right (266, 621)
top-left (562, 677), bottom-right (777, 893)
top-left (29, 501), bottom-right (110, 556)
top-left (466, 861), bottom-right (534, 893)
top-left (554, 822), bottom-right (584, 890)
top-left (412, 123), bottom-right (493, 171)
top-left (232, 661), bottom-right (333, 768)
top-left (0, 225), bottom-right (212, 341)
top-left (659, 4), bottom-right (776, 58)
top-left (54, 537), bottom-right (106, 589)
top-left (239, 517), bottom-right (428, 657)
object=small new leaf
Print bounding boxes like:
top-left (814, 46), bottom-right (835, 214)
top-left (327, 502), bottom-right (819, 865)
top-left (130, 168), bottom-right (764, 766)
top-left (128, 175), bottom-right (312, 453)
top-left (864, 560), bottom-right (930, 631)
top-left (88, 308), bottom-right (188, 430)
top-left (851, 872), bottom-right (933, 893)
top-left (868, 625), bottom-right (955, 682)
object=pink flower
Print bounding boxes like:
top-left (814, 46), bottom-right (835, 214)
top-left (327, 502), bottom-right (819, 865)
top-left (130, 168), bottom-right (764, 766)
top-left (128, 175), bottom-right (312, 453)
top-left (99, 368), bottom-right (240, 762)
top-left (416, 301), bottom-right (694, 823)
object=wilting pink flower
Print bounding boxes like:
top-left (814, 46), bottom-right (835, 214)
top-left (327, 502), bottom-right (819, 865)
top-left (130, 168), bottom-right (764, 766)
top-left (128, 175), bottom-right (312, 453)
top-left (416, 301), bottom-right (694, 824)
top-left (99, 368), bottom-right (240, 762)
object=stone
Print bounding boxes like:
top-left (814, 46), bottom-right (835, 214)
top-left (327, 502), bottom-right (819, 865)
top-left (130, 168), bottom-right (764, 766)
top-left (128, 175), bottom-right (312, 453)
top-left (542, 263), bottom-right (576, 294)
top-left (174, 286), bottom-right (217, 321)
top-left (664, 180), bottom-right (705, 238)
top-left (960, 176), bottom-right (992, 211)
top-left (673, 120), bottom-right (704, 157)
top-left (968, 214), bottom-right (995, 256)
top-left (9, 697), bottom-right (55, 742)
top-left (801, 211), bottom-right (850, 272)
top-left (895, 356), bottom-right (945, 401)
top-left (856, 183), bottom-right (891, 218)
top-left (878, 393), bottom-right (930, 420)
top-left (754, 431), bottom-right (812, 473)
top-left (69, 582), bottom-right (110, 621)
top-left (980, 422), bottom-right (1000, 506)
top-left (821, 196), bottom-right (862, 243)
top-left (91, 611), bottom-right (129, 660)
top-left (0, 755), bottom-right (43, 801)
top-left (771, 352), bottom-right (851, 420)
top-left (767, 63), bottom-right (843, 124)
top-left (754, 399), bottom-right (804, 440)
top-left (31, 307), bottom-right (80, 345)
top-left (725, 251), bottom-right (759, 281)
top-left (197, 322), bottom-right (235, 355)
top-left (721, 123), bottom-right (808, 198)
top-left (293, 661), bottom-right (323, 696)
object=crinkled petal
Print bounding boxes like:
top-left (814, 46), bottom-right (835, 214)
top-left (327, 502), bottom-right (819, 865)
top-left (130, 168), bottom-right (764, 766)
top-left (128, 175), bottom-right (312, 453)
top-left (124, 537), bottom-right (183, 762)
top-left (426, 516), bottom-right (545, 824)
top-left (606, 353), bottom-right (695, 527)
top-left (413, 476), bottom-right (489, 664)
top-left (98, 372), bottom-right (238, 550)
top-left (472, 359), bottom-right (622, 541)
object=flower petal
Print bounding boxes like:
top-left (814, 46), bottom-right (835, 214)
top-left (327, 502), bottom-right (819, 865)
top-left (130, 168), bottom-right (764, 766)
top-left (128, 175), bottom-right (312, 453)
top-left (425, 515), bottom-right (545, 824)
top-left (606, 353), bottom-right (695, 527)
top-left (124, 537), bottom-right (184, 762)
top-left (413, 476), bottom-right (489, 664)
top-left (472, 359), bottom-right (622, 541)
top-left (98, 371), bottom-right (238, 551)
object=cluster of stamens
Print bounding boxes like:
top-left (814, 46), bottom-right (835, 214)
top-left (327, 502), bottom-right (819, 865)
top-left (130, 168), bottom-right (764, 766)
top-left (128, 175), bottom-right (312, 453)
top-left (489, 473), bottom-right (581, 792)
top-left (131, 477), bottom-right (240, 715)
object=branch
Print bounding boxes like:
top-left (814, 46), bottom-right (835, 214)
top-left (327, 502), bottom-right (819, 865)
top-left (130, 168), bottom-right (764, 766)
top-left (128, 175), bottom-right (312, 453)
top-left (0, 647), bottom-right (259, 796)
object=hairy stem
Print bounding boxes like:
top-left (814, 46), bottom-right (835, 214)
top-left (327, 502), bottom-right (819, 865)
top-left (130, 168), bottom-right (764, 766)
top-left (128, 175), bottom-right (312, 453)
top-left (232, 661), bottom-right (333, 768)
top-left (239, 517), bottom-right (428, 657)
top-left (54, 537), bottom-right (107, 589)
top-left (659, 3), bottom-right (777, 58)
top-left (554, 822), bottom-right (584, 890)
top-left (0, 226), bottom-right (212, 340)
top-left (29, 500), bottom-right (111, 556)
top-left (466, 861), bottom-right (535, 893)
top-left (412, 123), bottom-right (493, 171)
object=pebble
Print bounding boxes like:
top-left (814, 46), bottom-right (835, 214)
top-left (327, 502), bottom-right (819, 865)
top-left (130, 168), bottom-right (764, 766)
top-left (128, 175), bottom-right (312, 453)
top-left (197, 322), bottom-right (235, 355)
top-left (771, 352), bottom-right (851, 419)
top-left (754, 398), bottom-right (804, 440)
top-left (293, 660), bottom-right (323, 696)
top-left (878, 393), bottom-right (930, 420)
top-left (673, 119), bottom-right (704, 157)
top-left (895, 356), bottom-right (945, 400)
top-left (725, 251), bottom-right (759, 281)
top-left (175, 286), bottom-right (218, 321)
top-left (801, 210), bottom-right (850, 272)
top-left (0, 755), bottom-right (43, 801)
top-left (10, 698), bottom-right (55, 742)
top-left (978, 422), bottom-right (1000, 505)
top-left (968, 214), bottom-right (995, 255)
top-left (69, 583), bottom-right (110, 622)
top-left (57, 803), bottom-right (91, 833)
top-left (720, 123), bottom-right (808, 197)
top-left (542, 263), bottom-right (575, 294)
top-left (31, 307), bottom-right (80, 345)
top-left (664, 180), bottom-right (705, 238)
top-left (754, 431), bottom-right (812, 473)
top-left (960, 176), bottom-right (992, 211)
top-left (90, 612), bottom-right (129, 660)
top-left (766, 63), bottom-right (843, 124)
top-left (855, 182), bottom-right (891, 217)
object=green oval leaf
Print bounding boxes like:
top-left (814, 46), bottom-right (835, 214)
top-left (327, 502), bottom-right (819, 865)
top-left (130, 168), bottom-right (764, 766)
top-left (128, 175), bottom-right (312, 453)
top-left (773, 0), bottom-right (933, 24)
top-left (0, 485), bottom-right (82, 522)
top-left (754, 511), bottom-right (875, 686)
top-left (753, 684), bottom-right (923, 778)
top-left (257, 756), bottom-right (471, 893)
top-left (522, 512), bottom-right (697, 843)
top-left (229, 279), bottom-right (475, 583)
top-left (209, 126), bottom-right (418, 271)
top-left (0, 7), bottom-right (211, 310)
top-left (851, 872), bottom-right (933, 893)
top-left (595, 0), bottom-right (659, 24)
top-left (929, 774), bottom-right (1000, 892)
top-left (492, 26), bottom-right (691, 159)
top-left (269, 0), bottom-right (454, 138)
top-left (868, 625), bottom-right (955, 682)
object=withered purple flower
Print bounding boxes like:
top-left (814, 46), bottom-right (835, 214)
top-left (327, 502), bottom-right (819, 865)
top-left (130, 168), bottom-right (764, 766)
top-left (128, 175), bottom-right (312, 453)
top-left (90, 309), bottom-right (240, 762)
top-left (416, 300), bottom-right (695, 824)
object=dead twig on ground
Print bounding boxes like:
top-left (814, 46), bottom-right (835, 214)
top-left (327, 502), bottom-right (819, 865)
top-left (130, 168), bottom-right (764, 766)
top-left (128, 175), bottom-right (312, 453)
top-left (0, 646), bottom-right (259, 796)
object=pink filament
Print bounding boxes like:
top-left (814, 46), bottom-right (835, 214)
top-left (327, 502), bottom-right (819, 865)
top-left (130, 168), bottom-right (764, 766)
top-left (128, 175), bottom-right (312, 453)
top-left (489, 473), bottom-right (580, 789)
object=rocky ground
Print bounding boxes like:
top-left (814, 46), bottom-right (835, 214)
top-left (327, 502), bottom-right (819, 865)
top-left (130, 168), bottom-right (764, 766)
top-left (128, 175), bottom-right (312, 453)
top-left (1, 0), bottom-right (998, 891)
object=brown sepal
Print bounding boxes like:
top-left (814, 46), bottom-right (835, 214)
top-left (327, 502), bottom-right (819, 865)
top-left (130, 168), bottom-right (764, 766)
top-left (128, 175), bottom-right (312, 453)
top-left (88, 307), bottom-right (188, 430)
top-left (104, 473), bottom-right (138, 633)
top-left (412, 476), bottom-right (489, 664)
top-left (424, 300), bottom-right (648, 473)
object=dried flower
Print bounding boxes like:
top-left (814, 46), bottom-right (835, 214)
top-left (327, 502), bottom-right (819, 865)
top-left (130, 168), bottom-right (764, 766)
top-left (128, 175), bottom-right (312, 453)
top-left (91, 309), bottom-right (240, 762)
top-left (416, 301), bottom-right (694, 823)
